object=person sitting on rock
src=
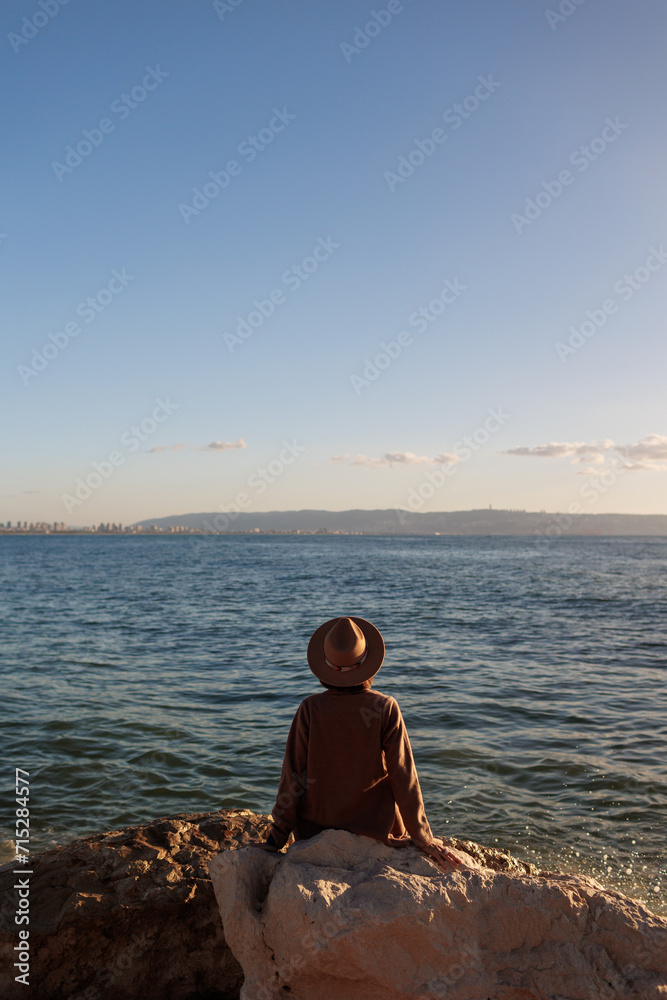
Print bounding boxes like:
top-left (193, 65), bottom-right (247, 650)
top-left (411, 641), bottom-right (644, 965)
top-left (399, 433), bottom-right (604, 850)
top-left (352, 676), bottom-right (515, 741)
top-left (260, 616), bottom-right (462, 870)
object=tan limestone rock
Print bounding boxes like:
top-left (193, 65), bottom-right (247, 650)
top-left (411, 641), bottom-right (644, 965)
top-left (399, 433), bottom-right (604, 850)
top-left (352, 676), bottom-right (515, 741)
top-left (208, 828), bottom-right (667, 1000)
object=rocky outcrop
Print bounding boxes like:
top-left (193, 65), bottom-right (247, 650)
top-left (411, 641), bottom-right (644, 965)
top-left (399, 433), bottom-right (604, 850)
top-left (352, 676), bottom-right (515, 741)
top-left (2, 811), bottom-right (665, 1000)
top-left (209, 829), bottom-right (667, 1000)
top-left (0, 808), bottom-right (273, 1000)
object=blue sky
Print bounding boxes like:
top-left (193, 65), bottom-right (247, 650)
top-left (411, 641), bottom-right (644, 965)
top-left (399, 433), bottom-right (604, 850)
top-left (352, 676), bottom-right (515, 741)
top-left (2, 0), bottom-right (666, 525)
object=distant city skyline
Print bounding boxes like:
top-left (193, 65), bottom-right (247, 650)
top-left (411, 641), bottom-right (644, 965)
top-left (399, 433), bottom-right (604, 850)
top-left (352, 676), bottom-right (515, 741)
top-left (4, 505), bottom-right (667, 540)
top-left (2, 1), bottom-right (666, 522)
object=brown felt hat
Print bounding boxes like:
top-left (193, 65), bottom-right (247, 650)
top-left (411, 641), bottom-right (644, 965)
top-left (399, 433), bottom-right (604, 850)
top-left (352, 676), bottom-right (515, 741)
top-left (307, 616), bottom-right (385, 687)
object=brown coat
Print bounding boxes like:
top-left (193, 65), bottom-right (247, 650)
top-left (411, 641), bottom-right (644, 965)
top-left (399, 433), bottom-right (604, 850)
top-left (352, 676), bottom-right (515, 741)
top-left (268, 686), bottom-right (435, 850)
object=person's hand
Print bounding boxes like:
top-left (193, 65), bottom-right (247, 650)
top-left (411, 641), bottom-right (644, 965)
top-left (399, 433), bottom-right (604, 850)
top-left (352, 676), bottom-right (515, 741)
top-left (254, 832), bottom-right (281, 853)
top-left (255, 841), bottom-right (280, 853)
top-left (416, 837), bottom-right (464, 870)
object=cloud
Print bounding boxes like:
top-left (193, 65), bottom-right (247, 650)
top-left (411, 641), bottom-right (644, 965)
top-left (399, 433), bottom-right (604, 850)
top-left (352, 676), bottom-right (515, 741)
top-left (432, 452), bottom-right (460, 466)
top-left (346, 451), bottom-right (460, 468)
top-left (350, 455), bottom-right (385, 468)
top-left (503, 435), bottom-right (667, 472)
top-left (571, 452), bottom-right (605, 464)
top-left (148, 442), bottom-right (187, 453)
top-left (619, 460), bottom-right (667, 472)
top-left (616, 434), bottom-right (667, 462)
top-left (330, 454), bottom-right (349, 463)
top-left (575, 465), bottom-right (613, 477)
top-left (147, 439), bottom-right (246, 454)
top-left (351, 452), bottom-right (431, 468)
top-left (503, 440), bottom-right (614, 459)
top-left (380, 452), bottom-right (434, 466)
top-left (199, 438), bottom-right (247, 452)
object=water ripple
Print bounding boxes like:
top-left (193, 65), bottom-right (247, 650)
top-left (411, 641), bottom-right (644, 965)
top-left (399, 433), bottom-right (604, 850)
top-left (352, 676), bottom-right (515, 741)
top-left (0, 534), bottom-right (665, 913)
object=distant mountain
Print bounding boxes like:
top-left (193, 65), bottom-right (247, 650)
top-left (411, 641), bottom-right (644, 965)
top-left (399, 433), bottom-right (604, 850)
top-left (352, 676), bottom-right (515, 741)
top-left (133, 508), bottom-right (667, 536)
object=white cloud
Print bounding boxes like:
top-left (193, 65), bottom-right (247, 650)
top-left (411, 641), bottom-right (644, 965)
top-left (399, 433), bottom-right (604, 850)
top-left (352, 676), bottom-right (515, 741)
top-left (345, 450), bottom-right (460, 468)
top-left (575, 465), bottom-right (612, 477)
top-left (381, 451), bottom-right (434, 466)
top-left (616, 434), bottom-right (667, 462)
top-left (571, 452), bottom-right (605, 464)
top-left (504, 440), bottom-right (614, 459)
top-left (148, 439), bottom-right (246, 454)
top-left (349, 454), bottom-right (387, 468)
top-left (199, 438), bottom-right (247, 452)
top-left (432, 452), bottom-right (460, 466)
top-left (620, 460), bottom-right (667, 472)
top-left (148, 442), bottom-right (187, 453)
top-left (504, 435), bottom-right (667, 472)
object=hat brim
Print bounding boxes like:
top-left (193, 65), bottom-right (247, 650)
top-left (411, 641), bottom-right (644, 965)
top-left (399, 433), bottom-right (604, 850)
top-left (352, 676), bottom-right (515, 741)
top-left (307, 616), bottom-right (385, 687)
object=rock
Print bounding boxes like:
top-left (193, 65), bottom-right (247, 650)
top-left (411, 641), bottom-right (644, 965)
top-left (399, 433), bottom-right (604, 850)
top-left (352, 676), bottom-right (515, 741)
top-left (0, 808), bottom-right (273, 1000)
top-left (3, 811), bottom-right (665, 1000)
top-left (208, 828), bottom-right (667, 1000)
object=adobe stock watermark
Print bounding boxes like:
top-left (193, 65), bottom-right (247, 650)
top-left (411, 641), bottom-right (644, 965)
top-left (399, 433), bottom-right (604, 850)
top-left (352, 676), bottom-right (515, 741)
top-left (250, 860), bottom-right (481, 998)
top-left (187, 440), bottom-right (307, 565)
top-left (52, 66), bottom-right (169, 181)
top-left (339, 0), bottom-right (415, 63)
top-left (511, 117), bottom-right (628, 234)
top-left (13, 768), bottom-right (31, 987)
top-left (224, 236), bottom-right (340, 352)
top-left (533, 456), bottom-right (632, 539)
top-left (17, 268), bottom-right (135, 385)
top-left (179, 107), bottom-right (296, 224)
top-left (274, 772), bottom-right (315, 818)
top-left (195, 440), bottom-right (306, 536)
top-left (384, 75), bottom-right (501, 192)
top-left (61, 397), bottom-right (179, 513)
top-left (395, 407), bottom-right (510, 521)
top-left (248, 902), bottom-right (348, 999)
top-left (349, 276), bottom-right (467, 395)
top-left (212, 0), bottom-right (245, 21)
top-left (545, 0), bottom-right (588, 31)
top-left (555, 245), bottom-right (667, 362)
top-left (8, 0), bottom-right (71, 54)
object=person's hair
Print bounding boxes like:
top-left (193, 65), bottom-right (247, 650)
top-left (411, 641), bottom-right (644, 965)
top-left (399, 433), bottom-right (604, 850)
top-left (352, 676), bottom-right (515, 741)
top-left (319, 677), bottom-right (373, 692)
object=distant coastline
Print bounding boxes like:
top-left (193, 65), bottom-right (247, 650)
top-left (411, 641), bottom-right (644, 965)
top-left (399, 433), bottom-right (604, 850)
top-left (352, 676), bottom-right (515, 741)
top-left (3, 508), bottom-right (667, 536)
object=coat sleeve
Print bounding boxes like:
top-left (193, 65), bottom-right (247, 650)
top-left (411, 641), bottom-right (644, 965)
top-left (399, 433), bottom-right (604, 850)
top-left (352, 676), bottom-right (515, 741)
top-left (268, 700), bottom-right (310, 849)
top-left (381, 697), bottom-right (434, 848)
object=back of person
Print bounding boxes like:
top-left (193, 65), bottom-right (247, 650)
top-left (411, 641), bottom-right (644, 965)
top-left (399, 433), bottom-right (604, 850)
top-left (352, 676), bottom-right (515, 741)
top-left (288, 687), bottom-right (401, 842)
top-left (262, 616), bottom-right (462, 870)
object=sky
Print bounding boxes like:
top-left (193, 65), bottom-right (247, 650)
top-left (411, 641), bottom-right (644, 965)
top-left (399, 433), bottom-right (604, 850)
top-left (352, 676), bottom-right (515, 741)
top-left (2, 0), bottom-right (666, 525)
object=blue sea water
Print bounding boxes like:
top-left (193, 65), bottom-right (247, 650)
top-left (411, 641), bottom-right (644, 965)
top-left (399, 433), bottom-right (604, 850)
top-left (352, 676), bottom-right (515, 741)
top-left (0, 533), bottom-right (665, 914)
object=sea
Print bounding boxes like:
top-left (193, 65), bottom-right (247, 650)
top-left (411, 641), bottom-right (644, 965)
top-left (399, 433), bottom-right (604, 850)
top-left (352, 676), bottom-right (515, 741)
top-left (0, 533), bottom-right (665, 915)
